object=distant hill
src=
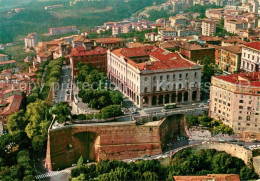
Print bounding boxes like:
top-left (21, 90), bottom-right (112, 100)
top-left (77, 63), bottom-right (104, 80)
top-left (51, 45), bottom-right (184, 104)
top-left (0, 0), bottom-right (166, 44)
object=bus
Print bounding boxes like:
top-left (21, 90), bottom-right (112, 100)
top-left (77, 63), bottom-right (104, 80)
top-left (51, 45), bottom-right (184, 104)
top-left (164, 103), bottom-right (177, 109)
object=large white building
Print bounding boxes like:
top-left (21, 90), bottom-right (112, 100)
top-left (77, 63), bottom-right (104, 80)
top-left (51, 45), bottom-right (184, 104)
top-left (107, 46), bottom-right (202, 108)
top-left (24, 33), bottom-right (38, 48)
top-left (240, 42), bottom-right (260, 72)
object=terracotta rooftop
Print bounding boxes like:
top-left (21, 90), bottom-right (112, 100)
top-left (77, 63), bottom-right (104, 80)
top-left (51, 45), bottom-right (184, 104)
top-left (221, 45), bottom-right (242, 54)
top-left (74, 35), bottom-right (93, 43)
top-left (180, 43), bottom-right (214, 50)
top-left (112, 46), bottom-right (197, 71)
top-left (0, 60), bottom-right (16, 65)
top-left (222, 38), bottom-right (245, 44)
top-left (243, 41), bottom-right (260, 51)
top-left (214, 72), bottom-right (260, 87)
top-left (70, 47), bottom-right (107, 57)
top-left (173, 174), bottom-right (240, 181)
top-left (95, 37), bottom-right (126, 44)
top-left (0, 94), bottom-right (23, 116)
top-left (200, 36), bottom-right (223, 42)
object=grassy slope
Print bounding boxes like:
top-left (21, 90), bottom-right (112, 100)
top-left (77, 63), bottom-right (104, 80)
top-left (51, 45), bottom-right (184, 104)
top-left (0, 0), bottom-right (166, 43)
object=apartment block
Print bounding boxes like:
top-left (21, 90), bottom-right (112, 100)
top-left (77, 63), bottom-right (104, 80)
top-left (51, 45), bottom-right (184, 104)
top-left (202, 20), bottom-right (216, 36)
top-left (209, 72), bottom-right (260, 133)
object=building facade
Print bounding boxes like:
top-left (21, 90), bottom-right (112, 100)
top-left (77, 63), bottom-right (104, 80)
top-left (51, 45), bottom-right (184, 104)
top-left (240, 42), bottom-right (260, 72)
top-left (202, 20), bottom-right (216, 36)
top-left (179, 43), bottom-right (215, 63)
top-left (24, 33), bottom-right (38, 48)
top-left (70, 46), bottom-right (107, 76)
top-left (220, 45), bottom-right (242, 74)
top-left (0, 54), bottom-right (9, 62)
top-left (107, 46), bottom-right (202, 108)
top-left (49, 26), bottom-right (78, 35)
top-left (170, 16), bottom-right (187, 27)
top-left (209, 72), bottom-right (260, 133)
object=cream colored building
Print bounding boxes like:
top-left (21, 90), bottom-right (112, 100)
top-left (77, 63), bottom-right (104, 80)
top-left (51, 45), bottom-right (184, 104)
top-left (205, 8), bottom-right (224, 20)
top-left (107, 46), bottom-right (202, 108)
top-left (220, 45), bottom-right (242, 74)
top-left (24, 33), bottom-right (38, 48)
top-left (241, 42), bottom-right (260, 72)
top-left (202, 20), bottom-right (216, 37)
top-left (169, 16), bottom-right (187, 27)
top-left (209, 72), bottom-right (260, 133)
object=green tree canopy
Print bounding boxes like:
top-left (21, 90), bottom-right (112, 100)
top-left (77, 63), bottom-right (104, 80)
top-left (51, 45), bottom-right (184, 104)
top-left (50, 102), bottom-right (72, 124)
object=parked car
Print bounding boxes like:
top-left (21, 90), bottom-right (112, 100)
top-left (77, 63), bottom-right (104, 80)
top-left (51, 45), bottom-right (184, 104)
top-left (229, 139), bottom-right (237, 142)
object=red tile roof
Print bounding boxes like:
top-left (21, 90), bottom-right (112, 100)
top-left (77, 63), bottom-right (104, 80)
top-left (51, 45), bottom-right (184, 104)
top-left (112, 46), bottom-right (197, 71)
top-left (214, 72), bottom-right (260, 87)
top-left (221, 45), bottom-right (242, 54)
top-left (173, 174), bottom-right (240, 181)
top-left (0, 60), bottom-right (16, 65)
top-left (70, 47), bottom-right (107, 57)
top-left (95, 37), bottom-right (126, 44)
top-left (243, 41), bottom-right (260, 51)
top-left (0, 94), bottom-right (23, 116)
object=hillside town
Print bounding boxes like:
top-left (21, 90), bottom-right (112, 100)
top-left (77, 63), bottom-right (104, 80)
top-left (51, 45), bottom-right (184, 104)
top-left (0, 0), bottom-right (260, 180)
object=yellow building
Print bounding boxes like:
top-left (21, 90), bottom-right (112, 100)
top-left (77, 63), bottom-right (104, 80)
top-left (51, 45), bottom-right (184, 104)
top-left (220, 45), bottom-right (242, 74)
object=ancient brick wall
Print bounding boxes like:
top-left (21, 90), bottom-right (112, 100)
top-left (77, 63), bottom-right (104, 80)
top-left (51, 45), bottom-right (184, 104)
top-left (46, 122), bottom-right (163, 170)
top-left (159, 114), bottom-right (186, 149)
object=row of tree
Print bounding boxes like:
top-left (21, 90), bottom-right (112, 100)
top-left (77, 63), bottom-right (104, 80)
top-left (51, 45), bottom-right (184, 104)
top-left (27, 57), bottom-right (63, 103)
top-left (70, 149), bottom-right (258, 181)
top-left (0, 57), bottom-right (67, 180)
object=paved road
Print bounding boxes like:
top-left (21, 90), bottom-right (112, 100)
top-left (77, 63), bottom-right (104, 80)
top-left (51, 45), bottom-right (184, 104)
top-left (123, 140), bottom-right (260, 163)
top-left (143, 102), bottom-right (208, 114)
top-left (54, 66), bottom-right (71, 104)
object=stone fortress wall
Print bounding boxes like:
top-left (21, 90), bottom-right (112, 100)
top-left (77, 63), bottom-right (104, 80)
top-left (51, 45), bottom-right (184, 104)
top-left (45, 115), bottom-right (186, 171)
top-left (193, 143), bottom-right (252, 165)
top-left (45, 114), bottom-right (258, 176)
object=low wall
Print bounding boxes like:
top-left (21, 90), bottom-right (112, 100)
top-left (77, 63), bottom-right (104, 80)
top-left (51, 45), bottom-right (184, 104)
top-left (253, 156), bottom-right (260, 176)
top-left (193, 143), bottom-right (252, 165)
